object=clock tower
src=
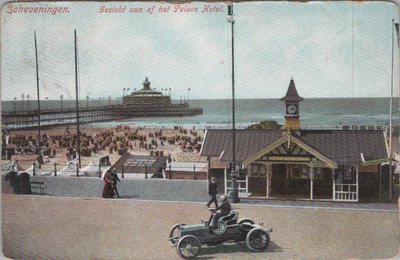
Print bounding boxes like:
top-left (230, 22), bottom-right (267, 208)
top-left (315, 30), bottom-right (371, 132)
top-left (280, 78), bottom-right (304, 130)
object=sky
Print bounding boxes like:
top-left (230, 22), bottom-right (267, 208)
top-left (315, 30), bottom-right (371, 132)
top-left (1, 1), bottom-right (400, 101)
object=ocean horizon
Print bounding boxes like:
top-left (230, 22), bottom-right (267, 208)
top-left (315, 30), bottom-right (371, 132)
top-left (2, 97), bottom-right (400, 129)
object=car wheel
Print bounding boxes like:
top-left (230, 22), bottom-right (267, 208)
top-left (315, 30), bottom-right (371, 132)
top-left (246, 228), bottom-right (270, 252)
top-left (169, 223), bottom-right (185, 245)
top-left (176, 235), bottom-right (201, 259)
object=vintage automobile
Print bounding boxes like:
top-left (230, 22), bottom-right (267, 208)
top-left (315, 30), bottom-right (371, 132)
top-left (168, 208), bottom-right (272, 258)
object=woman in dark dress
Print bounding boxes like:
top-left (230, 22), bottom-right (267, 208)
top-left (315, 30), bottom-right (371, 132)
top-left (19, 172), bottom-right (32, 195)
top-left (5, 171), bottom-right (21, 194)
top-left (102, 171), bottom-right (115, 198)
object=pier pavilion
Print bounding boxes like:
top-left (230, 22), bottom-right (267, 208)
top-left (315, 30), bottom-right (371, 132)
top-left (200, 79), bottom-right (391, 202)
top-left (2, 77), bottom-right (202, 130)
top-left (122, 77), bottom-right (171, 107)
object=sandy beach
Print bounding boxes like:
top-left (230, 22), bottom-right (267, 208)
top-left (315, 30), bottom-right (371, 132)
top-left (4, 124), bottom-right (205, 172)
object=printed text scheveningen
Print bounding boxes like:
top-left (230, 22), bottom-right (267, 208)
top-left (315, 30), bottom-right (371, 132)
top-left (6, 4), bottom-right (70, 15)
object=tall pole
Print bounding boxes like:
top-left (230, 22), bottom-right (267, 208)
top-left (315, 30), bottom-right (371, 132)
top-left (75, 29), bottom-right (81, 168)
top-left (227, 4), bottom-right (239, 203)
top-left (34, 31), bottom-right (41, 149)
top-left (396, 22), bottom-right (400, 163)
top-left (389, 19), bottom-right (394, 200)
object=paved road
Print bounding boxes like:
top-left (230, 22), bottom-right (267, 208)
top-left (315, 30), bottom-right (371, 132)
top-left (2, 195), bottom-right (399, 259)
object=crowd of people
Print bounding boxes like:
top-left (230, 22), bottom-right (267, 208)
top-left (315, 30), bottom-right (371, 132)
top-left (2, 125), bottom-right (203, 165)
top-left (2, 125), bottom-right (208, 202)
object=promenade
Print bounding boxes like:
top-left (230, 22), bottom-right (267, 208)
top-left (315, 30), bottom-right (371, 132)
top-left (2, 195), bottom-right (399, 260)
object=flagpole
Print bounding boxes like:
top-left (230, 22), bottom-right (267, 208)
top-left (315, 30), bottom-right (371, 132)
top-left (396, 22), bottom-right (400, 159)
top-left (75, 29), bottom-right (81, 170)
top-left (389, 19), bottom-right (394, 201)
top-left (34, 31), bottom-right (41, 151)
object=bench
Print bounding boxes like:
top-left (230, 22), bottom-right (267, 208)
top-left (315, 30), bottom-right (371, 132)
top-left (29, 181), bottom-right (47, 195)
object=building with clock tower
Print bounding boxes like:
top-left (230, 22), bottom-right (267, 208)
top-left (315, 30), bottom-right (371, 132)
top-left (200, 77), bottom-right (392, 203)
top-left (279, 78), bottom-right (304, 130)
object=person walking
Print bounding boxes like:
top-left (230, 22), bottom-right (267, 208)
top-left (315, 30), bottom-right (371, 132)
top-left (110, 169), bottom-right (121, 198)
top-left (207, 177), bottom-right (218, 208)
top-left (102, 171), bottom-right (114, 198)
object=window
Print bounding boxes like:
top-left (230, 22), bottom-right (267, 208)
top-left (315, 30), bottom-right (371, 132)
top-left (314, 168), bottom-right (323, 179)
top-left (301, 166), bottom-right (309, 179)
top-left (292, 165), bottom-right (301, 179)
top-left (259, 165), bottom-right (266, 177)
top-left (343, 165), bottom-right (354, 183)
top-left (250, 163), bottom-right (267, 177)
top-left (251, 164), bottom-right (259, 177)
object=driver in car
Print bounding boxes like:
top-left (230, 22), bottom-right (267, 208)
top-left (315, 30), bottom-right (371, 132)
top-left (209, 195), bottom-right (231, 230)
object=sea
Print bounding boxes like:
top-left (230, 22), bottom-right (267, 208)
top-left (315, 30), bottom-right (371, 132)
top-left (2, 97), bottom-right (400, 130)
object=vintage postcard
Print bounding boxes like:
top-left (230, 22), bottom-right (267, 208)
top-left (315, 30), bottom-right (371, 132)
top-left (1, 1), bottom-right (399, 259)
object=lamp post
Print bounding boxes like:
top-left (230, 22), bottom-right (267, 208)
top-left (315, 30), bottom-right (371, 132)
top-left (227, 4), bottom-right (240, 203)
top-left (187, 88), bottom-right (191, 105)
top-left (60, 95), bottom-right (63, 110)
top-left (86, 95), bottom-right (89, 108)
top-left (123, 87), bottom-right (126, 97)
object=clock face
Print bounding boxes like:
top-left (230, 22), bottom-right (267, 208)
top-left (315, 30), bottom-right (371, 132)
top-left (286, 104), bottom-right (297, 114)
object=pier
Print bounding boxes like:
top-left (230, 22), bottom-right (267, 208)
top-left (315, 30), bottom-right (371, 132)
top-left (2, 103), bottom-right (203, 130)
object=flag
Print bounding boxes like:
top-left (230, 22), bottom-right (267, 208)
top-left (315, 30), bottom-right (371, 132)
top-left (395, 23), bottom-right (400, 47)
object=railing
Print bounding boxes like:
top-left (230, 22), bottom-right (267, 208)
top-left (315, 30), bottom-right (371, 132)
top-left (225, 177), bottom-right (249, 197)
top-left (333, 184), bottom-right (358, 202)
top-left (203, 124), bottom-right (399, 132)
